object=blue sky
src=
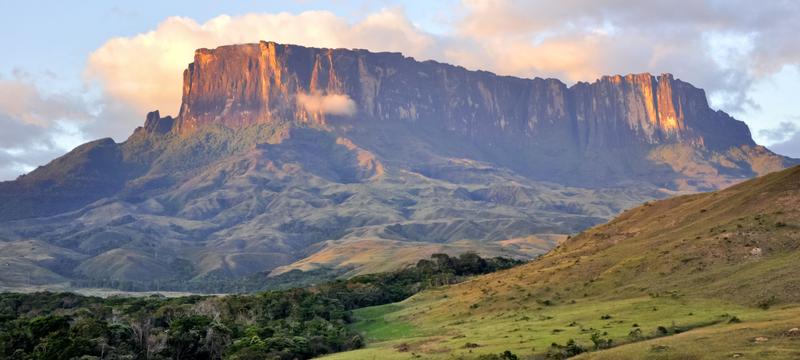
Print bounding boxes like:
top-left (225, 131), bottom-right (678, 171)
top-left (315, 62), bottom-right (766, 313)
top-left (0, 0), bottom-right (799, 180)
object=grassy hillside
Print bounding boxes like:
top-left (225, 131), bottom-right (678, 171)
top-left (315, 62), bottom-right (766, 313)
top-left (325, 165), bottom-right (800, 359)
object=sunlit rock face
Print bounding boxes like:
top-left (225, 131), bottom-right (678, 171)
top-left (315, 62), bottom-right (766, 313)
top-left (162, 41), bottom-right (775, 186)
top-left (571, 73), bottom-right (753, 150)
top-left (171, 42), bottom-right (753, 148)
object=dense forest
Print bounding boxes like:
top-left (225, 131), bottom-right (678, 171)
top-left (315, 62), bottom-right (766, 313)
top-left (68, 266), bottom-right (351, 294)
top-left (0, 253), bottom-right (523, 359)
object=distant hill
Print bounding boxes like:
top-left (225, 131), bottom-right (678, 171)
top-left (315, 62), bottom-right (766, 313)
top-left (326, 165), bottom-right (800, 359)
top-left (0, 41), bottom-right (795, 290)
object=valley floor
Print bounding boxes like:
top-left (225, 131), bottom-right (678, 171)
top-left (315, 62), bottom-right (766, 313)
top-left (322, 291), bottom-right (800, 359)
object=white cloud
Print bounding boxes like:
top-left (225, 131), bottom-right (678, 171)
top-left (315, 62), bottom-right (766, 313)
top-left (297, 93), bottom-right (357, 116)
top-left (85, 9), bottom-right (437, 120)
top-left (760, 119), bottom-right (800, 158)
top-left (0, 75), bottom-right (91, 127)
top-left (759, 121), bottom-right (798, 143)
top-left (0, 73), bottom-right (92, 180)
top-left (769, 134), bottom-right (800, 158)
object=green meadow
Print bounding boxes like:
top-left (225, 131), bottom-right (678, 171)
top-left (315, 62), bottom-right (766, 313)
top-left (325, 294), bottom-right (800, 359)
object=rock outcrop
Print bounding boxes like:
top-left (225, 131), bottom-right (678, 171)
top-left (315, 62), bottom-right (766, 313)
top-left (157, 41), bottom-right (786, 187)
top-left (171, 42), bottom-right (752, 151)
top-left (143, 110), bottom-right (174, 135)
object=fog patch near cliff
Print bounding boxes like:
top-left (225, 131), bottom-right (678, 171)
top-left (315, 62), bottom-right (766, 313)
top-left (296, 93), bottom-right (357, 117)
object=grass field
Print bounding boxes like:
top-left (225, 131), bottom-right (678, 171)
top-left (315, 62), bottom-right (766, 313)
top-left (578, 305), bottom-right (800, 360)
top-left (324, 292), bottom-right (800, 359)
top-left (352, 304), bottom-right (424, 342)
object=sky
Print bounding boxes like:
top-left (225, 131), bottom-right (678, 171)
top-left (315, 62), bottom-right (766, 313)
top-left (1, 0), bottom-right (799, 180)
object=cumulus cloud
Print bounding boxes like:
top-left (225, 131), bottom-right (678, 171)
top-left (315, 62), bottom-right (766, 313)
top-left (0, 73), bottom-right (91, 180)
top-left (85, 9), bottom-right (437, 120)
top-left (769, 133), bottom-right (800, 158)
top-left (760, 119), bottom-right (800, 158)
top-left (759, 121), bottom-right (798, 143)
top-left (297, 93), bottom-right (357, 116)
top-left (0, 75), bottom-right (91, 127)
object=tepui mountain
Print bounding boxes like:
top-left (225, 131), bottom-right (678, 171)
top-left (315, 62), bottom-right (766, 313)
top-left (0, 41), bottom-right (795, 290)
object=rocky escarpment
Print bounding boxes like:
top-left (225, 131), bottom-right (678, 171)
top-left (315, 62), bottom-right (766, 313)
top-left (166, 41), bottom-right (752, 152)
top-left (135, 41), bottom-right (787, 189)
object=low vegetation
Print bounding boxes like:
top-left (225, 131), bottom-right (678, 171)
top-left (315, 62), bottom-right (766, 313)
top-left (0, 253), bottom-right (522, 359)
top-left (325, 295), bottom-right (771, 360)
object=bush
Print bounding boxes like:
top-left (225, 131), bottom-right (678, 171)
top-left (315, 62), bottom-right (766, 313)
top-left (478, 350), bottom-right (519, 360)
top-left (547, 339), bottom-right (586, 359)
top-left (656, 326), bottom-right (670, 336)
top-left (590, 331), bottom-right (613, 350)
top-left (538, 299), bottom-right (554, 306)
top-left (757, 296), bottom-right (777, 310)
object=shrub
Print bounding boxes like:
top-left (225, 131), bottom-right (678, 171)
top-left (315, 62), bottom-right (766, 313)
top-left (656, 326), bottom-right (670, 336)
top-left (591, 331), bottom-right (613, 350)
top-left (478, 351), bottom-right (519, 360)
top-left (757, 296), bottom-right (777, 310)
top-left (546, 339), bottom-right (586, 359)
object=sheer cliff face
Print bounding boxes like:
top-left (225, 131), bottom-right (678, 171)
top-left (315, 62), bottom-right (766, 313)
top-left (169, 41), bottom-right (753, 153)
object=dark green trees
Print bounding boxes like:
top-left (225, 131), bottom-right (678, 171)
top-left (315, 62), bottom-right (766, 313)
top-left (0, 253), bottom-right (522, 360)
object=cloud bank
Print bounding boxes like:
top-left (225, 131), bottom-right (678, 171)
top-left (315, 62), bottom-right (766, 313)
top-left (0, 73), bottom-right (91, 179)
